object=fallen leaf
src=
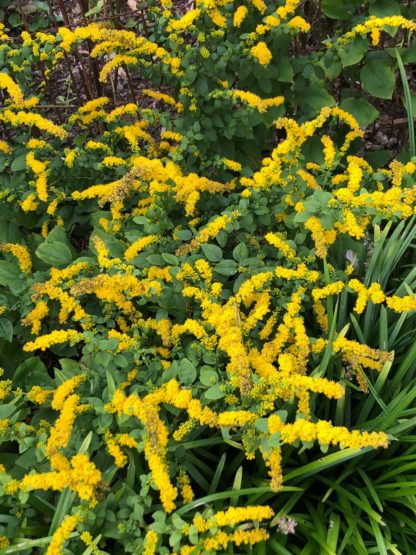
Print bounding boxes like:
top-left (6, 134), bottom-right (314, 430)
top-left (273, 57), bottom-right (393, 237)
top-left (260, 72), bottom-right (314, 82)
top-left (127, 0), bottom-right (137, 11)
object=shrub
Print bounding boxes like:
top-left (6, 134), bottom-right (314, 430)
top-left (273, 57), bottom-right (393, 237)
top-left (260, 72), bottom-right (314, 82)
top-left (0, 1), bottom-right (416, 553)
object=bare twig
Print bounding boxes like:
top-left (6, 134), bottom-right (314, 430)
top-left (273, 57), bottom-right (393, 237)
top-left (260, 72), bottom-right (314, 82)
top-left (55, 0), bottom-right (94, 99)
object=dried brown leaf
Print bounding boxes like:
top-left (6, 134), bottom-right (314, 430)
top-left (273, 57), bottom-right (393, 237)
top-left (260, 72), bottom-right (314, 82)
top-left (127, 0), bottom-right (138, 11)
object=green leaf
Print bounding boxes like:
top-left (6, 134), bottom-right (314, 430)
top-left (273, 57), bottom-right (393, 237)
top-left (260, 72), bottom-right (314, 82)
top-left (171, 513), bottom-right (187, 530)
top-left (161, 253), bottom-right (178, 265)
top-left (35, 241), bottom-right (73, 267)
top-left (84, 0), bottom-right (104, 16)
top-left (337, 37), bottom-right (368, 67)
top-left (59, 359), bottom-right (81, 379)
top-left (360, 54), bottom-right (396, 99)
top-left (322, 0), bottom-right (360, 19)
top-left (0, 318), bottom-right (13, 342)
top-left (273, 55), bottom-right (293, 83)
top-left (11, 154), bottom-right (27, 172)
top-left (296, 81), bottom-right (335, 116)
top-left (14, 357), bottom-right (53, 388)
top-left (178, 358), bottom-right (197, 385)
top-left (205, 384), bottom-right (225, 400)
top-left (8, 12), bottom-right (22, 27)
top-left (175, 229), bottom-right (193, 241)
top-left (255, 418), bottom-right (269, 433)
top-left (201, 243), bottom-right (223, 262)
top-left (2, 534), bottom-right (78, 554)
top-left (340, 97), bottom-right (379, 128)
top-left (396, 48), bottom-right (415, 157)
top-left (195, 77), bottom-right (209, 96)
top-left (200, 368), bottom-right (218, 386)
top-left (0, 261), bottom-right (20, 284)
top-left (176, 486), bottom-right (299, 517)
top-left (258, 78), bottom-right (272, 94)
top-left (369, 0), bottom-right (401, 16)
top-left (0, 403), bottom-right (19, 419)
top-left (285, 447), bottom-right (373, 481)
top-left (183, 68), bottom-right (197, 86)
top-left (214, 259), bottom-right (239, 276)
top-left (146, 254), bottom-right (165, 266)
top-left (233, 242), bottom-right (249, 262)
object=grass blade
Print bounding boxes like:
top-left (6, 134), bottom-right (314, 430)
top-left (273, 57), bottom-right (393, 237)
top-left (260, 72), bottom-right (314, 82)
top-left (396, 48), bottom-right (415, 157)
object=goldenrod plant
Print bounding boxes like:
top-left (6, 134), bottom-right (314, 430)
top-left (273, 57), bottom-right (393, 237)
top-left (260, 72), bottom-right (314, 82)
top-left (0, 1), bottom-right (415, 553)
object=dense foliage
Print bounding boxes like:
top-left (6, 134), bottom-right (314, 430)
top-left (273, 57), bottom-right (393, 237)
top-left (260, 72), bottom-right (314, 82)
top-left (0, 1), bottom-right (416, 553)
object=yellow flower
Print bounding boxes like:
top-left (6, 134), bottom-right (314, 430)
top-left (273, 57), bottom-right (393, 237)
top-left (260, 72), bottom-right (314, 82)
top-left (287, 15), bottom-right (311, 32)
top-left (27, 139), bottom-right (49, 150)
top-left (27, 385), bottom-right (53, 404)
top-left (223, 158), bottom-right (242, 172)
top-left (106, 437), bottom-right (128, 468)
top-left (125, 235), bottom-right (158, 260)
top-left (0, 140), bottom-right (11, 154)
top-left (0, 380), bottom-right (12, 401)
top-left (0, 243), bottom-right (31, 273)
top-left (47, 394), bottom-right (82, 458)
top-left (321, 135), bottom-right (336, 168)
top-left (348, 279), bottom-right (386, 314)
top-left (52, 375), bottom-right (85, 411)
top-left (268, 415), bottom-right (388, 449)
top-left (63, 150), bottom-right (75, 170)
top-left (386, 295), bottom-right (416, 313)
top-left (0, 73), bottom-right (24, 105)
top-left (217, 411), bottom-right (256, 427)
top-left (250, 42), bottom-right (272, 65)
top-left (20, 193), bottom-right (38, 212)
top-left (338, 16), bottom-right (416, 47)
top-left (1, 109), bottom-right (67, 139)
top-left (85, 140), bottom-right (111, 154)
top-left (161, 130), bottom-right (182, 142)
top-left (178, 469), bottom-right (194, 503)
top-left (0, 22), bottom-right (9, 40)
top-left (233, 6), bottom-right (248, 27)
top-left (167, 9), bottom-right (201, 33)
top-left (194, 505), bottom-right (274, 532)
top-left (142, 89), bottom-right (183, 112)
top-left (102, 156), bottom-right (126, 167)
top-left (197, 212), bottom-right (239, 245)
top-left (20, 453), bottom-right (101, 504)
top-left (143, 530), bottom-right (158, 555)
top-left (265, 232), bottom-right (296, 259)
top-left (106, 103), bottom-right (138, 122)
top-left (305, 217), bottom-right (336, 258)
top-left (312, 281), bottom-right (344, 301)
top-left (23, 330), bottom-right (84, 352)
top-left (21, 300), bottom-right (49, 334)
top-left (203, 529), bottom-right (269, 551)
top-left (371, 27), bottom-right (381, 46)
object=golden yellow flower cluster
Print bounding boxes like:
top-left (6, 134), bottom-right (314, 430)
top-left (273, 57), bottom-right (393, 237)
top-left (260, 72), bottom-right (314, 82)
top-left (17, 453), bottom-right (102, 504)
top-left (250, 41), bottom-right (272, 65)
top-left (338, 15), bottom-right (416, 46)
top-left (47, 513), bottom-right (82, 555)
top-left (23, 330), bottom-right (84, 352)
top-left (0, 243), bottom-right (32, 274)
top-left (0, 73), bottom-right (24, 105)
